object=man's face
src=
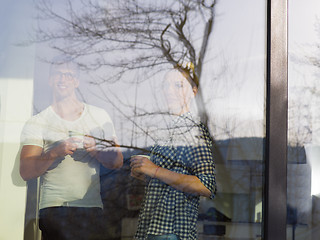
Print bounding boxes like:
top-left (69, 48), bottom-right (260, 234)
top-left (162, 70), bottom-right (195, 115)
top-left (49, 64), bottom-right (79, 99)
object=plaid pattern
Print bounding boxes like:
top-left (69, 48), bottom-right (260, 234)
top-left (135, 113), bottom-right (216, 240)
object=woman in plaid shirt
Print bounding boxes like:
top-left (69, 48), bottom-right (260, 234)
top-left (130, 69), bottom-right (216, 240)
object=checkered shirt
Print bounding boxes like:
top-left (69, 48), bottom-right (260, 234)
top-left (134, 113), bottom-right (216, 240)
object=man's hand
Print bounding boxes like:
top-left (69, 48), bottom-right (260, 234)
top-left (83, 136), bottom-right (98, 157)
top-left (49, 137), bottom-right (80, 159)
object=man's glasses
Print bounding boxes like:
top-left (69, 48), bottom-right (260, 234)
top-left (51, 72), bottom-right (76, 81)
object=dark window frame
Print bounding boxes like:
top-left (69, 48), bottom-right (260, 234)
top-left (264, 0), bottom-right (288, 239)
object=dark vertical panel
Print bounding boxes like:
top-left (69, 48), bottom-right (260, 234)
top-left (265, 0), bottom-right (288, 239)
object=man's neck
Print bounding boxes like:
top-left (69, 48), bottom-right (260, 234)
top-left (52, 97), bottom-right (84, 121)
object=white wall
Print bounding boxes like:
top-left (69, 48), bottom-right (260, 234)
top-left (0, 79), bottom-right (33, 240)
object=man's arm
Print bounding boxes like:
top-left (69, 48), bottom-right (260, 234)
top-left (83, 136), bottom-right (123, 169)
top-left (20, 139), bottom-right (79, 181)
top-left (20, 145), bottom-right (53, 181)
top-left (95, 148), bottom-right (123, 169)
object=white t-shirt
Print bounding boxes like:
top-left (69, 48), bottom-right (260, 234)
top-left (21, 104), bottom-right (116, 209)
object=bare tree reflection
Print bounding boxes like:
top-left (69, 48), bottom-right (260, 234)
top-left (34, 0), bottom-right (219, 124)
top-left (23, 0), bottom-right (269, 239)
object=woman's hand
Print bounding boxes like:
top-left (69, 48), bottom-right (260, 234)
top-left (130, 170), bottom-right (147, 182)
top-left (130, 155), bottom-right (158, 178)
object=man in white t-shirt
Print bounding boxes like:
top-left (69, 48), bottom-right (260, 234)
top-left (20, 58), bottom-right (123, 240)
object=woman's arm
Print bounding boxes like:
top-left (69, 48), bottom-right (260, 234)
top-left (130, 156), bottom-right (211, 197)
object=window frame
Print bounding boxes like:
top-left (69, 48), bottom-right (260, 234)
top-left (264, 0), bottom-right (288, 239)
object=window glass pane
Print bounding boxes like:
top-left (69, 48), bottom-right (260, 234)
top-left (288, 0), bottom-right (320, 239)
top-left (0, 0), bottom-right (35, 239)
top-left (0, 0), bottom-right (266, 239)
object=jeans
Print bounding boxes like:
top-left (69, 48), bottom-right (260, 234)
top-left (39, 206), bottom-right (103, 240)
top-left (146, 234), bottom-right (179, 240)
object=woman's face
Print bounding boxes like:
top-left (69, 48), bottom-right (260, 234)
top-left (162, 70), bottom-right (196, 115)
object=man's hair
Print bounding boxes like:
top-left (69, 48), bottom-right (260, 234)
top-left (49, 55), bottom-right (79, 76)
